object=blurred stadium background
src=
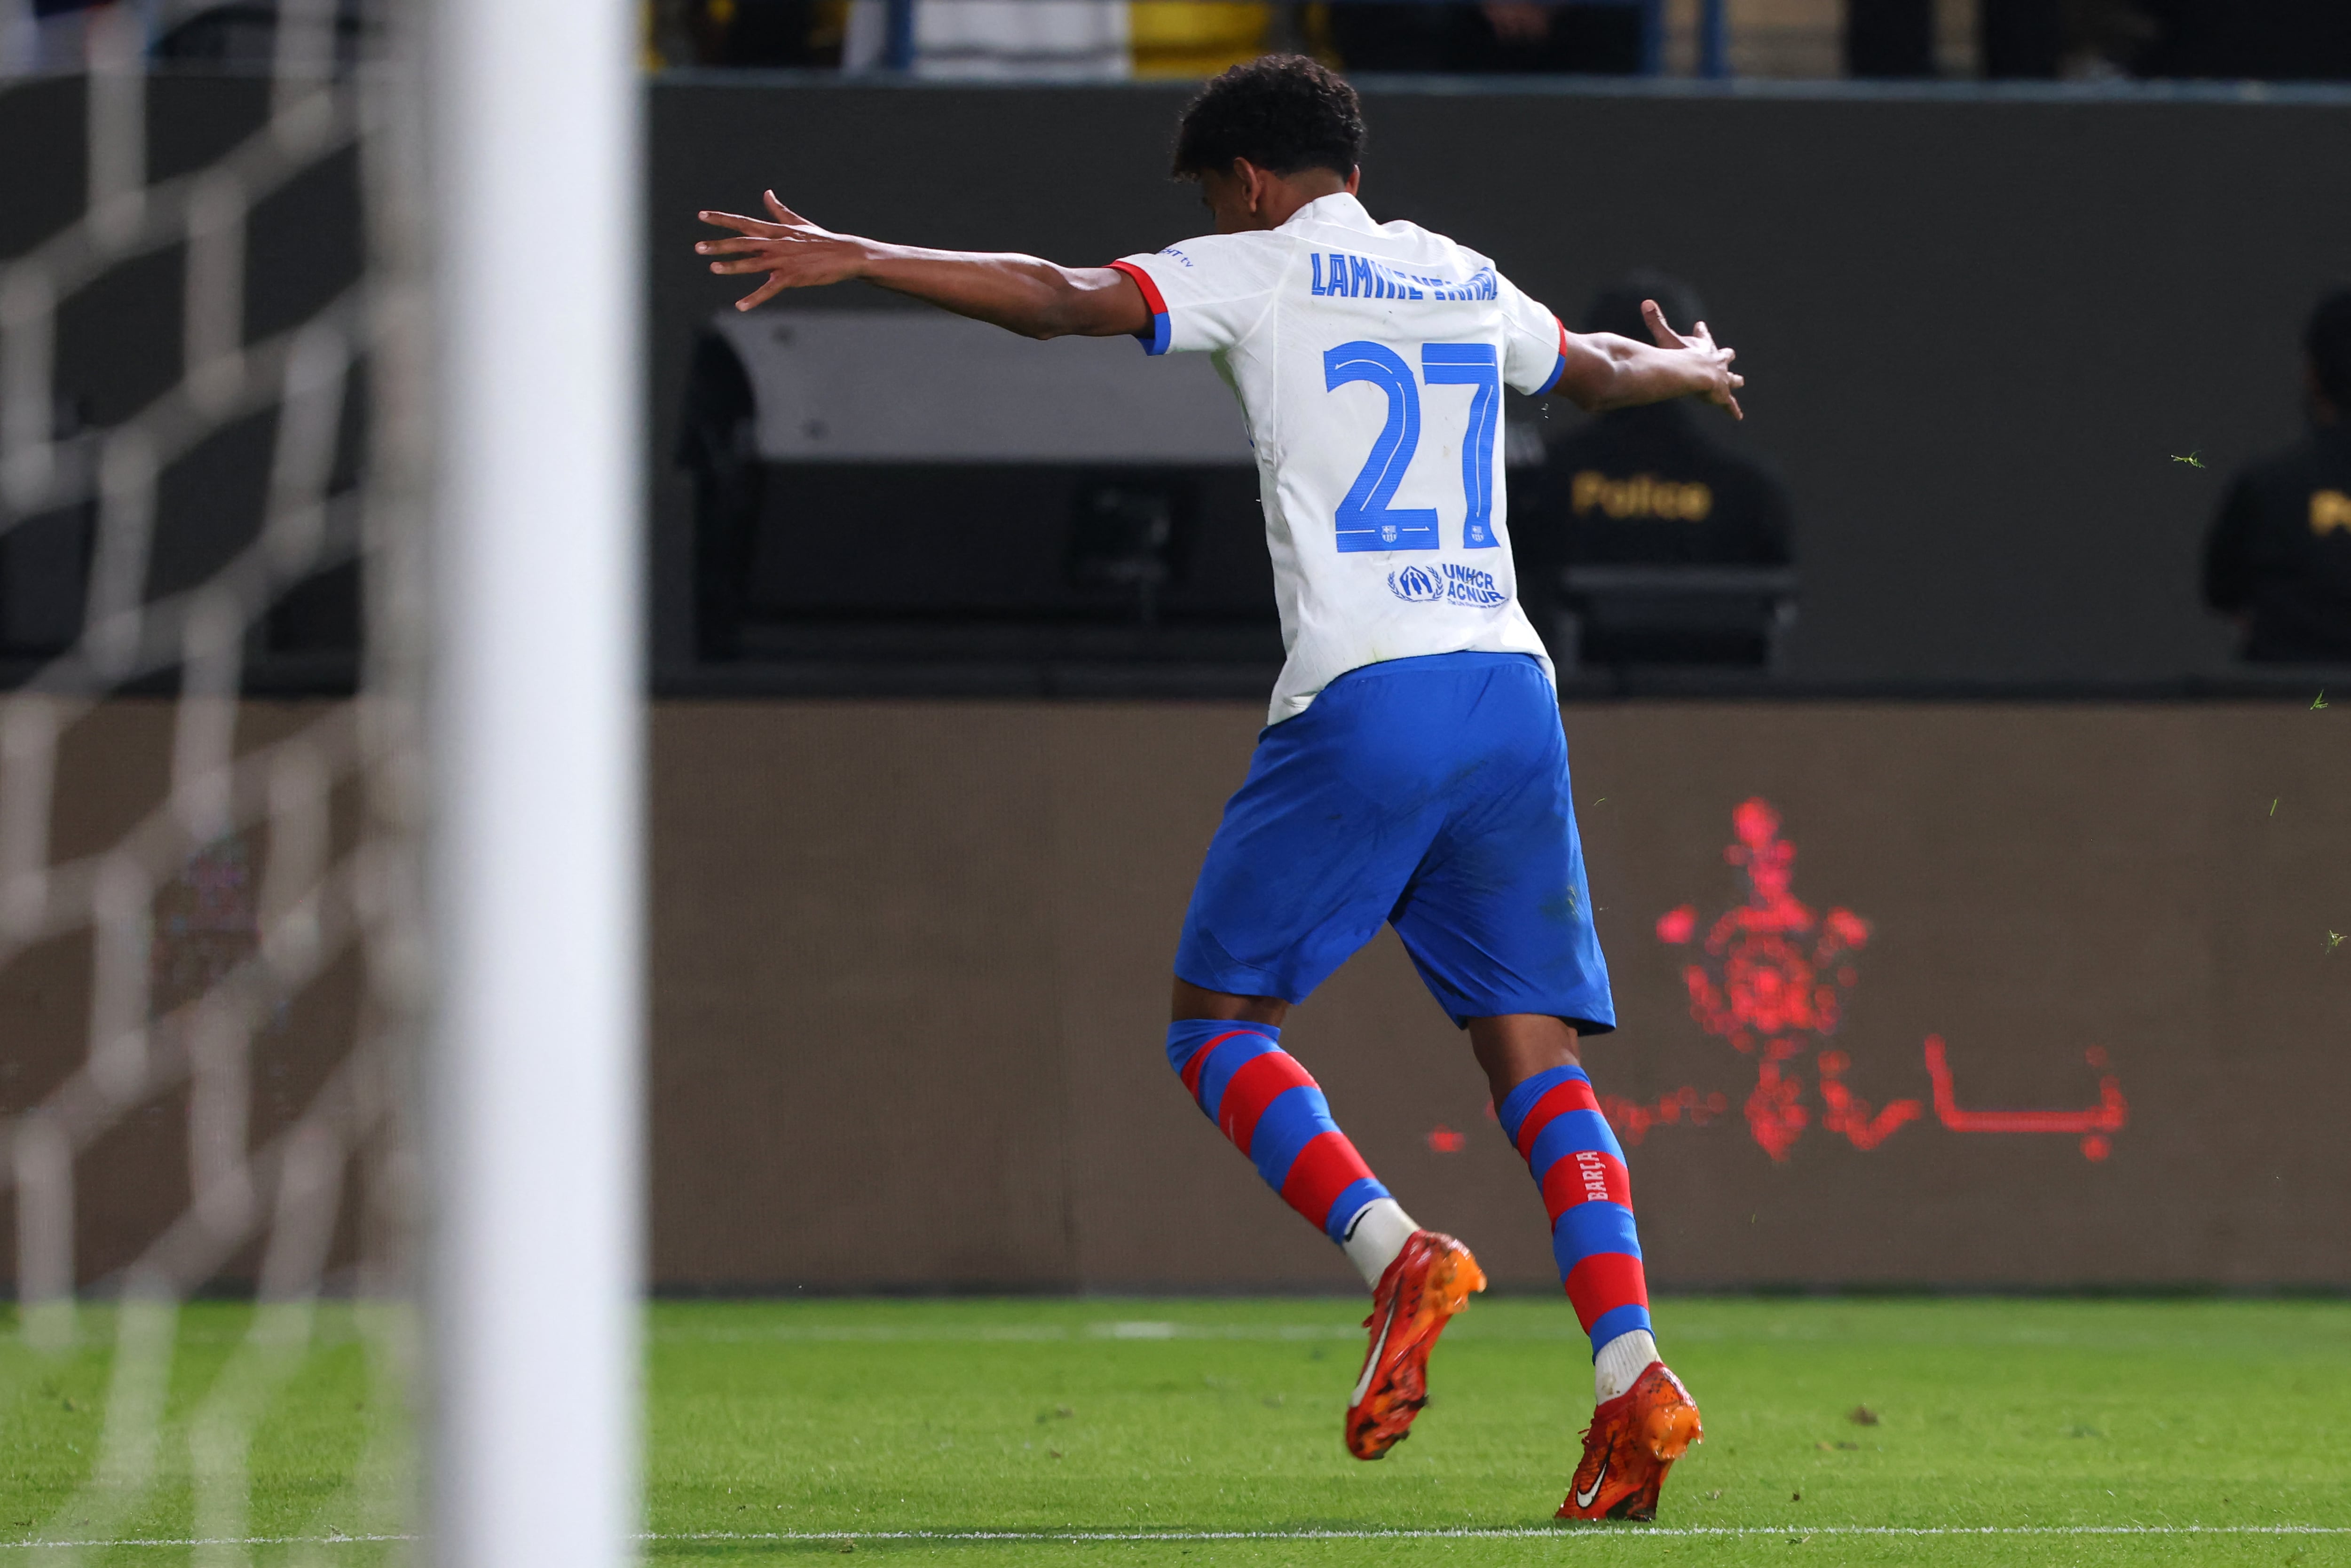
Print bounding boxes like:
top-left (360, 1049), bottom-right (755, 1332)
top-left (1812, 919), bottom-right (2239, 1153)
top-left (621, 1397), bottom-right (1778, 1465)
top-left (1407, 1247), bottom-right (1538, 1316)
top-left (0, 0), bottom-right (2347, 1562)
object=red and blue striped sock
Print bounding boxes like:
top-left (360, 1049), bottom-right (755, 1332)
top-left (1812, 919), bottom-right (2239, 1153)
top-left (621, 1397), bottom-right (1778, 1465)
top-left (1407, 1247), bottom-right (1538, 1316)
top-left (1167, 1020), bottom-right (1409, 1287)
top-left (1498, 1063), bottom-right (1658, 1401)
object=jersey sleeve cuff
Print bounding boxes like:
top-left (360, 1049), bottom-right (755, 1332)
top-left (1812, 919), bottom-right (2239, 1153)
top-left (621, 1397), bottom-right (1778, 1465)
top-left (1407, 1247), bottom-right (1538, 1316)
top-left (1535, 315), bottom-right (1570, 396)
top-left (1108, 259), bottom-right (1172, 356)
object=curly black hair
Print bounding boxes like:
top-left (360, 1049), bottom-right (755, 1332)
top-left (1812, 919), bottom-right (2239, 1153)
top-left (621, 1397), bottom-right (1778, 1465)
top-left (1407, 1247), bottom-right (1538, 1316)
top-left (2308, 288), bottom-right (2351, 410)
top-left (1170, 55), bottom-right (1365, 181)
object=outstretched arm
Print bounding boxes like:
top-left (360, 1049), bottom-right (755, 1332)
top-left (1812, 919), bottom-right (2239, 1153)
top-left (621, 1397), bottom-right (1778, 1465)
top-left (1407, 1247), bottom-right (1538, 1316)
top-left (696, 191), bottom-right (1150, 341)
top-left (1551, 299), bottom-right (1745, 420)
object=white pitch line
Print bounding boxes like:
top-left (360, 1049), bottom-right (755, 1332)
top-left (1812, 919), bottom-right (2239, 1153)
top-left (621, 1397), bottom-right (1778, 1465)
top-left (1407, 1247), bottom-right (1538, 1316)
top-left (676, 1526), bottom-right (2351, 1541)
top-left (4, 1525), bottom-right (2349, 1549)
top-left (0, 1536), bottom-right (416, 1551)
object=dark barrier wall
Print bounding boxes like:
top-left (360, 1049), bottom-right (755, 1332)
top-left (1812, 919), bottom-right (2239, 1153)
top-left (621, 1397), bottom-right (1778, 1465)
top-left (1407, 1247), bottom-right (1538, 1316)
top-left (650, 79), bottom-right (2351, 688)
top-left (648, 697), bottom-right (2351, 1292)
top-left (2, 699), bottom-right (2343, 1291)
top-left (0, 703), bottom-right (369, 1287)
top-left (8, 79), bottom-right (2345, 692)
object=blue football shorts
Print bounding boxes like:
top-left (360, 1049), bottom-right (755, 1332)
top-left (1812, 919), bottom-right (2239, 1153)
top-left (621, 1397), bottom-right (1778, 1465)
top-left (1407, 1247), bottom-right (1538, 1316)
top-left (1175, 650), bottom-right (1615, 1032)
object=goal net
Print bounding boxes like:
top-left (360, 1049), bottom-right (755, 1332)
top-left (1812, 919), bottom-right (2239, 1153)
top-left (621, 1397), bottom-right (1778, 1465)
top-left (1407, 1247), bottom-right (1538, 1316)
top-left (0, 3), bottom-right (639, 1563)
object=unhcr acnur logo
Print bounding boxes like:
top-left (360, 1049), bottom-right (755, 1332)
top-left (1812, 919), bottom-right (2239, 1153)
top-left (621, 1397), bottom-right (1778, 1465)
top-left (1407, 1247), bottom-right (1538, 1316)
top-left (1388, 566), bottom-right (1444, 603)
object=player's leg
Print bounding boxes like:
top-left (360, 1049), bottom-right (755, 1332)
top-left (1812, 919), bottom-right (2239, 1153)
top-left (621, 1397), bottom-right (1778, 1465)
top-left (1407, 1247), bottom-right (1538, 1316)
top-left (1475, 1014), bottom-right (1700, 1521)
top-left (1385, 654), bottom-right (1699, 1519)
top-left (1469, 1014), bottom-right (1659, 1401)
top-left (1169, 992), bottom-right (1487, 1468)
top-left (1165, 977), bottom-right (1412, 1286)
top-left (1166, 672), bottom-right (1485, 1460)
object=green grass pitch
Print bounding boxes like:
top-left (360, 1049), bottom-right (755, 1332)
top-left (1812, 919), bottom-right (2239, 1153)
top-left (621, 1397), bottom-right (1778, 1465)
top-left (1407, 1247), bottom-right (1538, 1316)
top-left (3, 1297), bottom-right (2348, 1564)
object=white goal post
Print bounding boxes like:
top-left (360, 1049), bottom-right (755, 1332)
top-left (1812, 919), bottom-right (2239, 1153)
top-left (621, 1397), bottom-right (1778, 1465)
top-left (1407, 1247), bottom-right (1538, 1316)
top-left (425, 0), bottom-right (644, 1565)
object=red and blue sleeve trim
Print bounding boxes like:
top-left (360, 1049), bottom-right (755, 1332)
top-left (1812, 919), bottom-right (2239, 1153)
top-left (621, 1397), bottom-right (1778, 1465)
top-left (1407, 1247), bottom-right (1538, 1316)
top-left (1528, 1107), bottom-right (1624, 1181)
top-left (1536, 315), bottom-right (1570, 395)
top-left (1503, 1061), bottom-right (1651, 1355)
top-left (1538, 1147), bottom-right (1632, 1225)
top-left (1285, 1136), bottom-right (1379, 1240)
top-left (1319, 1175), bottom-right (1388, 1243)
top-left (1217, 1051), bottom-right (1316, 1153)
top-left (1564, 1254), bottom-right (1651, 1335)
top-left (1163, 1021), bottom-right (1393, 1241)
top-left (1554, 1201), bottom-right (1644, 1270)
top-left (1108, 259), bottom-right (1171, 357)
top-left (1582, 1298), bottom-right (1655, 1357)
top-left (1172, 1024), bottom-right (1263, 1101)
top-left (1499, 1064), bottom-right (1603, 1156)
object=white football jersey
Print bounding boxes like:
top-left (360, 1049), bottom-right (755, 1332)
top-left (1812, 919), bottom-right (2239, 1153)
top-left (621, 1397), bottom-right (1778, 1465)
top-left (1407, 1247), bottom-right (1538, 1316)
top-left (1112, 192), bottom-right (1567, 725)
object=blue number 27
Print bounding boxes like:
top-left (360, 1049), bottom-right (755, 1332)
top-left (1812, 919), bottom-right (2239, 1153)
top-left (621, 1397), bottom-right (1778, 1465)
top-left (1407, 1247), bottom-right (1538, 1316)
top-left (1323, 340), bottom-right (1501, 553)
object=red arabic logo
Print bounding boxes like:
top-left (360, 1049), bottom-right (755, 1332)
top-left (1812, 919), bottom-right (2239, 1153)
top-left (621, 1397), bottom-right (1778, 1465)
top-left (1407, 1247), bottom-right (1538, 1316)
top-left (1654, 798), bottom-right (2127, 1163)
top-left (1925, 1039), bottom-right (2127, 1162)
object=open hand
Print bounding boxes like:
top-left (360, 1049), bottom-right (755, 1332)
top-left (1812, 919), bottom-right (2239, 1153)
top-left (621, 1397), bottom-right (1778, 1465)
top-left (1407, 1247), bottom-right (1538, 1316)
top-left (1643, 298), bottom-right (1744, 420)
top-left (694, 192), bottom-right (866, 311)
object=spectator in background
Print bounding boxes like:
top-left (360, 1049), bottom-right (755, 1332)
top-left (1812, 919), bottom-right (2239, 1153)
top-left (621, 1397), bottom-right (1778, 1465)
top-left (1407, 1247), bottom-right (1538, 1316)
top-left (1128, 1), bottom-right (1271, 79)
top-left (668, 0), bottom-right (1257, 75)
top-left (674, 327), bottom-right (765, 662)
top-left (154, 1), bottom-right (369, 67)
top-left (1516, 272), bottom-right (1792, 666)
top-left (678, 0), bottom-right (846, 67)
top-left (841, 0), bottom-right (1129, 77)
top-left (2203, 291), bottom-right (2351, 665)
top-left (2134, 0), bottom-right (2351, 80)
top-left (1527, 274), bottom-right (1791, 566)
top-left (1845, 0), bottom-right (1935, 78)
top-left (1326, 2), bottom-right (1643, 75)
top-left (3, 0), bottom-right (111, 71)
top-left (1980, 0), bottom-right (2153, 79)
top-left (1980, 0), bottom-right (2351, 80)
top-left (664, 0), bottom-right (1652, 79)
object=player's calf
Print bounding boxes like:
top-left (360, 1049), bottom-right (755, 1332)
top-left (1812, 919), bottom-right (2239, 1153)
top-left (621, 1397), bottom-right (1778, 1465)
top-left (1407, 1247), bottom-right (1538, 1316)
top-left (1167, 1019), bottom-right (1484, 1458)
top-left (1165, 1019), bottom-right (1408, 1279)
top-left (1497, 1063), bottom-right (1701, 1518)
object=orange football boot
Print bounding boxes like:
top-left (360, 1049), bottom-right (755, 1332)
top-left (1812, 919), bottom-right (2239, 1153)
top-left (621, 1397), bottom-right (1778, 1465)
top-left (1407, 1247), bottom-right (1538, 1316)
top-left (1343, 1229), bottom-right (1486, 1460)
top-left (1556, 1361), bottom-right (1703, 1521)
